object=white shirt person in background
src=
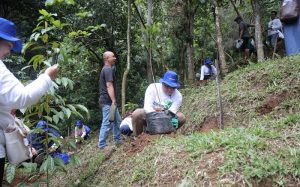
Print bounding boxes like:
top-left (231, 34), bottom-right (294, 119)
top-left (267, 11), bottom-right (283, 48)
top-left (196, 58), bottom-right (217, 81)
top-left (0, 18), bottom-right (58, 184)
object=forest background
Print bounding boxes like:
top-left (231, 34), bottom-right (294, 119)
top-left (1, 0), bottom-right (281, 134)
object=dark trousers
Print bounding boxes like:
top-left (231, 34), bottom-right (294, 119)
top-left (0, 157), bottom-right (5, 187)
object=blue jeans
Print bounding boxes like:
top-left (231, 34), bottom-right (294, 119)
top-left (268, 33), bottom-right (278, 48)
top-left (98, 105), bottom-right (122, 149)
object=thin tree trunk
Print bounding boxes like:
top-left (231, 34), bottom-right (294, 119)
top-left (215, 59), bottom-right (224, 130)
top-left (121, 0), bottom-right (131, 115)
top-left (146, 0), bottom-right (154, 83)
top-left (186, 0), bottom-right (195, 83)
top-left (251, 0), bottom-right (264, 61)
top-left (213, 0), bottom-right (227, 75)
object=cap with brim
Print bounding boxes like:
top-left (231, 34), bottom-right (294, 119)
top-left (0, 18), bottom-right (23, 53)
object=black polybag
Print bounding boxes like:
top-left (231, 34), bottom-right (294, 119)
top-left (145, 112), bottom-right (176, 134)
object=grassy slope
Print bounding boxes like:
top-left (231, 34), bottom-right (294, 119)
top-left (50, 55), bottom-right (300, 186)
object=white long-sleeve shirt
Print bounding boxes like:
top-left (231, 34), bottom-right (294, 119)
top-left (144, 83), bottom-right (182, 114)
top-left (0, 60), bottom-right (53, 158)
top-left (200, 65), bottom-right (217, 80)
top-left (268, 18), bottom-right (282, 36)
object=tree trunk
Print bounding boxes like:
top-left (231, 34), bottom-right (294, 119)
top-left (251, 0), bottom-right (264, 61)
top-left (121, 0), bottom-right (131, 115)
top-left (186, 0), bottom-right (195, 83)
top-left (146, 0), bottom-right (154, 83)
top-left (213, 0), bottom-right (227, 75)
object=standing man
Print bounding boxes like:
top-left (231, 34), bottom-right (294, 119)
top-left (234, 16), bottom-right (253, 59)
top-left (267, 11), bottom-right (282, 49)
top-left (98, 51), bottom-right (122, 150)
top-left (132, 71), bottom-right (186, 136)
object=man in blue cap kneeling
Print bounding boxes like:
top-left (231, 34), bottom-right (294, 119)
top-left (132, 71), bottom-right (186, 136)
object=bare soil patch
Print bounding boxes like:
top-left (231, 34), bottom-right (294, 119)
top-left (257, 92), bottom-right (288, 115)
top-left (197, 116), bottom-right (229, 132)
top-left (123, 133), bottom-right (153, 156)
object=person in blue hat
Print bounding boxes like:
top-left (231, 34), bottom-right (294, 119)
top-left (0, 18), bottom-right (59, 182)
top-left (28, 120), bottom-right (68, 165)
top-left (28, 120), bottom-right (62, 154)
top-left (196, 58), bottom-right (217, 81)
top-left (131, 71), bottom-right (186, 136)
top-left (74, 119), bottom-right (91, 144)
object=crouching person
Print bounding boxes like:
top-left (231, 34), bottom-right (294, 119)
top-left (132, 71), bottom-right (186, 136)
top-left (74, 120), bottom-right (91, 144)
top-left (28, 120), bottom-right (69, 165)
top-left (120, 111), bottom-right (134, 136)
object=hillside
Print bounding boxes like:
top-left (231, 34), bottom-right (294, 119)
top-left (47, 55), bottom-right (299, 186)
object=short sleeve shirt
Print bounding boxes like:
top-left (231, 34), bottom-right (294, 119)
top-left (239, 21), bottom-right (250, 38)
top-left (99, 66), bottom-right (116, 105)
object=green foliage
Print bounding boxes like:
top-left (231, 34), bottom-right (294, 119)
top-left (6, 164), bottom-right (16, 184)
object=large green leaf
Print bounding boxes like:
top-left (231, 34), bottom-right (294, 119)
top-left (6, 164), bottom-right (16, 184)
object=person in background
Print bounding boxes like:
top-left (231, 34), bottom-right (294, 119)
top-left (120, 111), bottom-right (134, 136)
top-left (74, 120), bottom-right (91, 144)
top-left (132, 71), bottom-right (186, 136)
top-left (98, 51), bottom-right (122, 150)
top-left (234, 16), bottom-right (254, 59)
top-left (0, 18), bottom-right (58, 184)
top-left (196, 58), bottom-right (217, 81)
top-left (267, 11), bottom-right (282, 49)
top-left (28, 120), bottom-right (69, 165)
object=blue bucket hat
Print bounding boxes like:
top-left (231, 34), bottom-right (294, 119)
top-left (75, 120), bottom-right (83, 126)
top-left (159, 70), bottom-right (180, 89)
top-left (36, 120), bottom-right (48, 132)
top-left (0, 18), bottom-right (22, 53)
top-left (204, 58), bottom-right (213, 65)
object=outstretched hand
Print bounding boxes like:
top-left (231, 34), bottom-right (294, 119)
top-left (45, 64), bottom-right (59, 80)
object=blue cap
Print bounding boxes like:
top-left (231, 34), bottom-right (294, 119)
top-left (0, 18), bottom-right (22, 53)
top-left (159, 70), bottom-right (180, 89)
top-left (204, 58), bottom-right (213, 65)
top-left (36, 120), bottom-right (48, 132)
top-left (75, 120), bottom-right (83, 126)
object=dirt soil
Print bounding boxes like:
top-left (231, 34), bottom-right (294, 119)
top-left (3, 172), bottom-right (45, 187)
top-left (198, 116), bottom-right (229, 132)
top-left (123, 133), bottom-right (153, 156)
top-left (257, 92), bottom-right (288, 115)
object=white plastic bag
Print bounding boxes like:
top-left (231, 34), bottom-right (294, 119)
top-left (235, 39), bottom-right (244, 49)
top-left (4, 118), bottom-right (32, 165)
top-left (278, 31), bottom-right (285, 39)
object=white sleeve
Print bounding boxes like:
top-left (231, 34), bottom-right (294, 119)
top-left (272, 19), bottom-right (282, 30)
top-left (81, 127), bottom-right (86, 138)
top-left (75, 127), bottom-right (78, 138)
top-left (212, 65), bottom-right (217, 75)
top-left (168, 91), bottom-right (182, 114)
top-left (200, 66), bottom-right (205, 80)
top-left (0, 65), bottom-right (52, 109)
top-left (144, 84), bottom-right (156, 113)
